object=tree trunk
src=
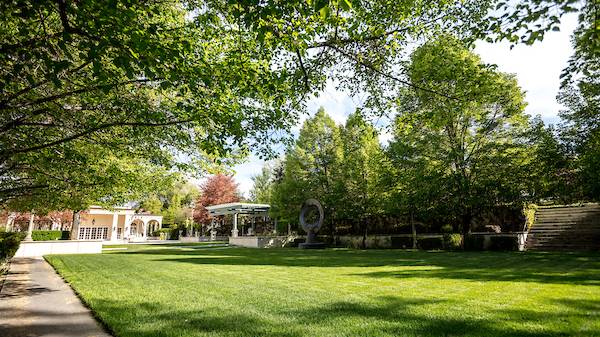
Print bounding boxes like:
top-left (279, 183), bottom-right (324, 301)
top-left (362, 218), bottom-right (368, 249)
top-left (410, 210), bottom-right (417, 249)
top-left (70, 210), bottom-right (81, 240)
top-left (461, 210), bottom-right (472, 236)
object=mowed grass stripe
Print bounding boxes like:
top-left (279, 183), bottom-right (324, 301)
top-left (46, 246), bottom-right (600, 337)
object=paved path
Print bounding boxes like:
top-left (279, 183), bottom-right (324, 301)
top-left (0, 257), bottom-right (111, 337)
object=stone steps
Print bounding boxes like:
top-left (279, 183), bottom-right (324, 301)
top-left (525, 204), bottom-right (600, 251)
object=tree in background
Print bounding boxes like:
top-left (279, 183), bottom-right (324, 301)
top-left (249, 164), bottom-right (275, 204)
top-left (559, 72), bottom-right (600, 200)
top-left (525, 117), bottom-right (578, 202)
top-left (388, 36), bottom-right (531, 234)
top-left (270, 108), bottom-right (343, 232)
top-left (338, 112), bottom-right (388, 245)
top-left (194, 175), bottom-right (240, 226)
top-left (139, 195), bottom-right (163, 215)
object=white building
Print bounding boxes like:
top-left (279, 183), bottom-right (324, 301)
top-left (73, 206), bottom-right (163, 242)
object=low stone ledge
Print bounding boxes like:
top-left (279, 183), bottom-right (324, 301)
top-left (14, 240), bottom-right (103, 257)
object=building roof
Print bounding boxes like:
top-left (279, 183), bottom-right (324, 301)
top-left (205, 203), bottom-right (270, 216)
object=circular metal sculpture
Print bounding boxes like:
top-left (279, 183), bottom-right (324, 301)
top-left (299, 198), bottom-right (324, 234)
top-left (298, 199), bottom-right (327, 249)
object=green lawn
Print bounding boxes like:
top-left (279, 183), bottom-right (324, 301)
top-left (46, 246), bottom-right (600, 337)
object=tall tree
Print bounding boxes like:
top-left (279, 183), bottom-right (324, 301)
top-left (271, 108), bottom-right (343, 231)
top-left (249, 164), bottom-right (275, 204)
top-left (338, 112), bottom-right (388, 244)
top-left (193, 174), bottom-right (240, 225)
top-left (389, 36), bottom-right (530, 234)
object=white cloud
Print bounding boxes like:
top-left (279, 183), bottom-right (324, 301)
top-left (474, 14), bottom-right (578, 124)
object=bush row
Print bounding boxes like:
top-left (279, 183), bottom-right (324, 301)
top-left (391, 234), bottom-right (464, 250)
top-left (31, 230), bottom-right (70, 241)
top-left (391, 234), bottom-right (519, 251)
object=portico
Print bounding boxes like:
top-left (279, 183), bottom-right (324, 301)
top-left (73, 206), bottom-right (163, 242)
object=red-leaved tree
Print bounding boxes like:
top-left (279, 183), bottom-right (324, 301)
top-left (193, 174), bottom-right (240, 225)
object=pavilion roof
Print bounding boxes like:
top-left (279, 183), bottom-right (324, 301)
top-left (205, 203), bottom-right (270, 216)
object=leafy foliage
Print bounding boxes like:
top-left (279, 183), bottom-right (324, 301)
top-left (193, 174), bottom-right (240, 225)
top-left (1, 0), bottom-right (494, 212)
top-left (31, 230), bottom-right (69, 241)
top-left (388, 36), bottom-right (531, 233)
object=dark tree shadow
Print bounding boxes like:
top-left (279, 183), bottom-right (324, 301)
top-left (112, 248), bottom-right (600, 285)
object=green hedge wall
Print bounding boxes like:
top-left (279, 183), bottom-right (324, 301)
top-left (31, 230), bottom-right (70, 241)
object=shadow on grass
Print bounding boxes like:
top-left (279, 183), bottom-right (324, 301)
top-left (115, 248), bottom-right (600, 285)
top-left (85, 296), bottom-right (600, 337)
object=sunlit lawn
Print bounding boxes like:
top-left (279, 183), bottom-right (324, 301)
top-left (46, 245), bottom-right (600, 337)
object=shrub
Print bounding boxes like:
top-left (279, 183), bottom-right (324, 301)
top-left (443, 233), bottom-right (463, 250)
top-left (489, 236), bottom-right (518, 251)
top-left (417, 237), bottom-right (444, 250)
top-left (391, 236), bottom-right (414, 249)
top-left (440, 224), bottom-right (453, 233)
top-left (31, 230), bottom-right (69, 241)
top-left (169, 224), bottom-right (180, 240)
top-left (153, 228), bottom-right (171, 239)
top-left (0, 232), bottom-right (25, 260)
top-left (464, 234), bottom-right (485, 251)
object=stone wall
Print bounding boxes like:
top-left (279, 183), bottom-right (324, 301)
top-left (14, 240), bottom-right (103, 257)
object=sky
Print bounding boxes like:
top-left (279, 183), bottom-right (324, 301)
top-left (232, 15), bottom-right (579, 198)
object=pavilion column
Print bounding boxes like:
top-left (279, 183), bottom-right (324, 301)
top-left (24, 211), bottom-right (35, 241)
top-left (232, 213), bottom-right (239, 238)
top-left (210, 219), bottom-right (216, 241)
top-left (111, 213), bottom-right (119, 241)
top-left (142, 221), bottom-right (147, 240)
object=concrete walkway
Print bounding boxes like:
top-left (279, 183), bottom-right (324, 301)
top-left (0, 258), bottom-right (111, 337)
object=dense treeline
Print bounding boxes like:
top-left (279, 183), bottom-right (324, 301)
top-left (251, 37), bottom-right (599, 235)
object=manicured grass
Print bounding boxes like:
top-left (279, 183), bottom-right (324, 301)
top-left (46, 247), bottom-right (600, 337)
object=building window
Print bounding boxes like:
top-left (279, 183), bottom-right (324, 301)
top-left (78, 227), bottom-right (108, 240)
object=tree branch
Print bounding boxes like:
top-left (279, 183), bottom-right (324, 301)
top-left (1, 118), bottom-right (197, 157)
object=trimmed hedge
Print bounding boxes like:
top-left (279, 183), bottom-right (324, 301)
top-left (1, 231), bottom-right (25, 260)
top-left (31, 230), bottom-right (70, 241)
top-left (417, 237), bottom-right (444, 250)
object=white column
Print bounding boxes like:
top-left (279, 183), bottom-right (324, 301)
top-left (124, 215), bottom-right (131, 240)
top-left (24, 211), bottom-right (35, 241)
top-left (70, 211), bottom-right (81, 240)
top-left (142, 221), bottom-right (147, 240)
top-left (5, 212), bottom-right (16, 232)
top-left (232, 213), bottom-right (238, 238)
top-left (111, 213), bottom-right (119, 241)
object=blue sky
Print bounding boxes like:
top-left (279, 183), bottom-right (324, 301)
top-left (232, 15), bottom-right (578, 197)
